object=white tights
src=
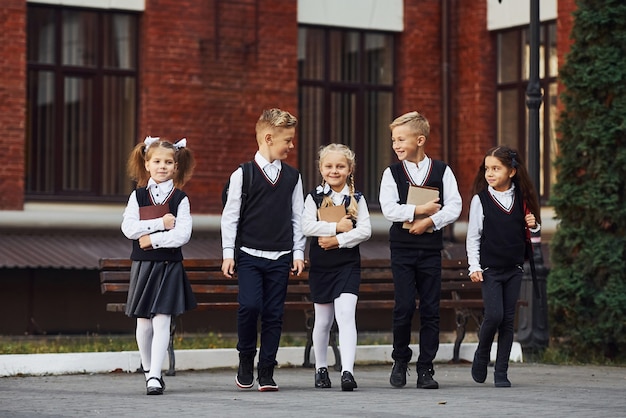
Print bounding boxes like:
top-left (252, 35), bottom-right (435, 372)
top-left (136, 314), bottom-right (171, 386)
top-left (312, 293), bottom-right (358, 374)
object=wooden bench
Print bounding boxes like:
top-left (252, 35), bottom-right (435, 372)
top-left (100, 257), bottom-right (526, 375)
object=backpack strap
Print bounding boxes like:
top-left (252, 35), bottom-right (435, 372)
top-left (239, 161), bottom-right (254, 218)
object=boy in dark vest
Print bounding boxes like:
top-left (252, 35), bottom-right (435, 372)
top-left (379, 111), bottom-right (462, 389)
top-left (221, 108), bottom-right (306, 392)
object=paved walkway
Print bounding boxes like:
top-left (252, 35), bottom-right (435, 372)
top-left (1, 363), bottom-right (624, 417)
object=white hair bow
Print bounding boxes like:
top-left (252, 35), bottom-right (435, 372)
top-left (144, 136), bottom-right (160, 147)
top-left (173, 138), bottom-right (187, 150)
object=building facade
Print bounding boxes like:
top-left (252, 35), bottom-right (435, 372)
top-left (0, 0), bottom-right (576, 334)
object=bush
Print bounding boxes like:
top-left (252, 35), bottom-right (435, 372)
top-left (549, 0), bottom-right (626, 361)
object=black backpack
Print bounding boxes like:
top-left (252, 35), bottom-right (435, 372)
top-left (222, 161), bottom-right (254, 210)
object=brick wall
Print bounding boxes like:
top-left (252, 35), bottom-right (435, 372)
top-left (0, 0), bottom-right (26, 210)
top-left (400, 0), bottom-right (496, 220)
top-left (139, 0), bottom-right (298, 213)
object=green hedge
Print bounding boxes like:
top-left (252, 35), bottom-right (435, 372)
top-left (549, 0), bottom-right (626, 361)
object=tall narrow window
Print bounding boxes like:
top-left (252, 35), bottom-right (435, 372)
top-left (496, 22), bottom-right (557, 203)
top-left (298, 27), bottom-right (395, 203)
top-left (26, 5), bottom-right (138, 200)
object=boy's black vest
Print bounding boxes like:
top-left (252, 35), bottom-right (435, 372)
top-left (131, 187), bottom-right (187, 261)
top-left (308, 190), bottom-right (361, 272)
top-left (478, 189), bottom-right (526, 268)
top-left (389, 160), bottom-right (446, 250)
top-left (239, 162), bottom-right (300, 251)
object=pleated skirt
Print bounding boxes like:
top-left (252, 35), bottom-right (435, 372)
top-left (308, 266), bottom-right (361, 304)
top-left (125, 260), bottom-right (197, 318)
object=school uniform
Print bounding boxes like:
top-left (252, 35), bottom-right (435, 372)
top-left (122, 178), bottom-right (197, 319)
top-left (466, 184), bottom-right (529, 375)
top-left (221, 152), bottom-right (306, 369)
top-left (302, 185), bottom-right (372, 303)
top-left (379, 157), bottom-right (462, 372)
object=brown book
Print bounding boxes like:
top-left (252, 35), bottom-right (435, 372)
top-left (318, 205), bottom-right (346, 223)
top-left (403, 185), bottom-right (439, 232)
top-left (139, 204), bottom-right (170, 220)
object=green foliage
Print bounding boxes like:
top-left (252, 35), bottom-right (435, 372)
top-left (549, 0), bottom-right (626, 361)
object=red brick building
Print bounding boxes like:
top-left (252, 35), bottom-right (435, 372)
top-left (0, 0), bottom-right (576, 334)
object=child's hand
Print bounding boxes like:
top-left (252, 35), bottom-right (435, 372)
top-left (416, 198), bottom-right (441, 216)
top-left (318, 236), bottom-right (339, 251)
top-left (470, 271), bottom-right (483, 282)
top-left (408, 217), bottom-right (433, 235)
top-left (222, 258), bottom-right (236, 278)
top-left (139, 234), bottom-right (152, 250)
top-left (292, 259), bottom-right (305, 276)
top-left (336, 215), bottom-right (354, 233)
top-left (525, 213), bottom-right (537, 229)
top-left (163, 213), bottom-right (176, 230)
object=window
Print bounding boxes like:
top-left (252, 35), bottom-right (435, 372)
top-left (26, 5), bottom-right (138, 200)
top-left (298, 26), bottom-right (395, 203)
top-left (496, 22), bottom-right (558, 203)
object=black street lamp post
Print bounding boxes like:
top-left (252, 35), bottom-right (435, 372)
top-left (516, 0), bottom-right (550, 351)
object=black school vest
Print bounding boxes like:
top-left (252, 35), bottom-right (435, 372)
top-left (307, 190), bottom-right (361, 272)
top-left (389, 160), bottom-right (446, 250)
top-left (478, 189), bottom-right (526, 268)
top-left (239, 162), bottom-right (300, 251)
top-left (131, 187), bottom-right (186, 261)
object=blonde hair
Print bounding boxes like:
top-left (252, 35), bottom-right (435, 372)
top-left (318, 143), bottom-right (358, 219)
top-left (255, 108), bottom-right (298, 134)
top-left (127, 139), bottom-right (195, 188)
top-left (389, 111), bottom-right (430, 139)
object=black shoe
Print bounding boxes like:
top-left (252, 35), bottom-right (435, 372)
top-left (471, 351), bottom-right (488, 384)
top-left (341, 371), bottom-right (358, 391)
top-left (389, 361), bottom-right (409, 388)
top-left (236, 352), bottom-right (255, 389)
top-left (494, 372), bottom-right (511, 388)
top-left (257, 364), bottom-right (279, 392)
top-left (146, 376), bottom-right (165, 395)
top-left (315, 367), bottom-right (332, 388)
top-left (416, 368), bottom-right (439, 389)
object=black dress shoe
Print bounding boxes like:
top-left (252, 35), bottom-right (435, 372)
top-left (146, 376), bottom-right (165, 395)
top-left (471, 351), bottom-right (488, 384)
top-left (389, 361), bottom-right (409, 388)
top-left (416, 368), bottom-right (439, 389)
top-left (494, 372), bottom-right (511, 388)
top-left (341, 371), bottom-right (358, 391)
top-left (315, 367), bottom-right (332, 388)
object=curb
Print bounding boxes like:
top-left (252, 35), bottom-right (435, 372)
top-left (0, 342), bottom-right (522, 377)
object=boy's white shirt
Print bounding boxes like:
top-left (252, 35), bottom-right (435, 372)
top-left (121, 178), bottom-right (193, 249)
top-left (221, 151), bottom-right (306, 261)
top-left (379, 156), bottom-right (462, 231)
top-left (302, 184), bottom-right (372, 249)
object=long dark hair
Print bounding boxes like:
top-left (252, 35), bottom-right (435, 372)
top-left (470, 145), bottom-right (541, 224)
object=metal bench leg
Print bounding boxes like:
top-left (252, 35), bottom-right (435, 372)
top-left (303, 309), bottom-right (314, 368)
top-left (165, 316), bottom-right (177, 376)
top-left (329, 320), bottom-right (342, 371)
top-left (452, 309), bottom-right (468, 363)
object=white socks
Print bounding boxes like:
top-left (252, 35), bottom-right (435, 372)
top-left (136, 314), bottom-right (171, 387)
top-left (312, 293), bottom-right (358, 374)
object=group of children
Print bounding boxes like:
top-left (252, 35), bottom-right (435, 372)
top-left (121, 108), bottom-right (540, 395)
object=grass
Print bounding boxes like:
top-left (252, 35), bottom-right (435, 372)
top-left (0, 332), bottom-right (397, 355)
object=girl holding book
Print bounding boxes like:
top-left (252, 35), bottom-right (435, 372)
top-left (301, 143), bottom-right (372, 391)
top-left (466, 145), bottom-right (541, 387)
top-left (122, 136), bottom-right (197, 395)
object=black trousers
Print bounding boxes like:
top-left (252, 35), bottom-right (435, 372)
top-left (390, 248), bottom-right (441, 370)
top-left (475, 266), bottom-right (523, 373)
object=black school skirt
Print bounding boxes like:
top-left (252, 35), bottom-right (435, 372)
top-left (125, 260), bottom-right (197, 318)
top-left (308, 266), bottom-right (361, 304)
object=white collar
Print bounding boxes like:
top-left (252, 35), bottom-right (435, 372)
top-left (255, 151), bottom-right (281, 170)
top-left (488, 183), bottom-right (516, 198)
top-left (147, 178), bottom-right (174, 193)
